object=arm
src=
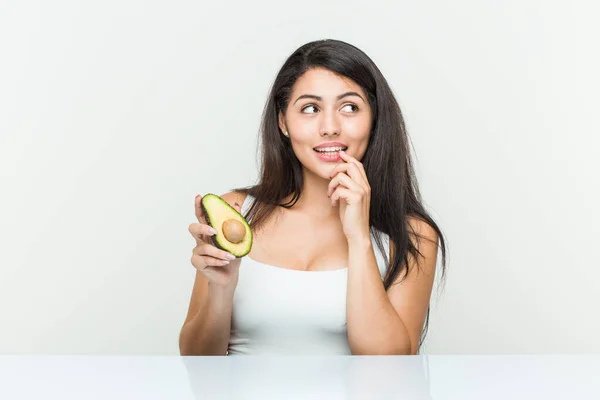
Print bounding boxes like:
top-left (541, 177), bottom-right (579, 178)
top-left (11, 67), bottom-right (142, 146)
top-left (178, 273), bottom-right (235, 356)
top-left (178, 191), bottom-right (245, 356)
top-left (346, 218), bottom-right (439, 355)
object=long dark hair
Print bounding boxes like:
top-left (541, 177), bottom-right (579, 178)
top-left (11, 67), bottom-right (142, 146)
top-left (232, 39), bottom-right (448, 352)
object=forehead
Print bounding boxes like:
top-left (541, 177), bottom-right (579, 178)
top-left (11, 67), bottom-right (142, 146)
top-left (291, 67), bottom-right (364, 97)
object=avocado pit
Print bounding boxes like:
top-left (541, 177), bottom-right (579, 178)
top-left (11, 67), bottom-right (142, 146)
top-left (222, 218), bottom-right (246, 244)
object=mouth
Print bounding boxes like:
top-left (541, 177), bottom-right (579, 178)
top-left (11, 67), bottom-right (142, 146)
top-left (313, 145), bottom-right (347, 162)
top-left (313, 145), bottom-right (348, 156)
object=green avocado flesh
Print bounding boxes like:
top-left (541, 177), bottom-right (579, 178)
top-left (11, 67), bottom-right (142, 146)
top-left (201, 193), bottom-right (253, 258)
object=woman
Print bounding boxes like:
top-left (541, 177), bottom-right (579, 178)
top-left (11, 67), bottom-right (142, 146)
top-left (180, 39), bottom-right (447, 356)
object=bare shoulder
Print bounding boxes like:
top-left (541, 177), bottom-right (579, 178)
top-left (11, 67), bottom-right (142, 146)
top-left (389, 216), bottom-right (439, 260)
top-left (218, 191), bottom-right (248, 211)
top-left (407, 217), bottom-right (439, 246)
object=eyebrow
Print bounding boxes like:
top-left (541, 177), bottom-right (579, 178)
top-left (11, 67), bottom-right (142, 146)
top-left (292, 91), bottom-right (365, 105)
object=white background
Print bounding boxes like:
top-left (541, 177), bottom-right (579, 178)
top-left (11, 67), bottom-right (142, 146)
top-left (1, 0), bottom-right (598, 355)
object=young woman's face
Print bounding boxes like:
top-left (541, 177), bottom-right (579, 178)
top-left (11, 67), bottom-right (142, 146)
top-left (279, 67), bottom-right (373, 180)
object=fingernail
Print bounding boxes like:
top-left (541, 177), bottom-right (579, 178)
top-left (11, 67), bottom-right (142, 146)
top-left (221, 260), bottom-right (230, 265)
top-left (195, 194), bottom-right (200, 200)
top-left (226, 253), bottom-right (236, 260)
top-left (209, 228), bottom-right (218, 235)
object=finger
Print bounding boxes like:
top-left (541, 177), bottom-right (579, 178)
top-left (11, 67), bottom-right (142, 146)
top-left (327, 172), bottom-right (362, 197)
top-left (195, 243), bottom-right (237, 262)
top-left (195, 194), bottom-right (207, 224)
top-left (330, 187), bottom-right (356, 207)
top-left (189, 223), bottom-right (218, 241)
top-left (342, 154), bottom-right (368, 184)
top-left (330, 162), bottom-right (364, 184)
top-left (193, 263), bottom-right (234, 286)
top-left (191, 254), bottom-right (231, 270)
top-left (339, 151), bottom-right (369, 183)
top-left (329, 164), bottom-right (369, 194)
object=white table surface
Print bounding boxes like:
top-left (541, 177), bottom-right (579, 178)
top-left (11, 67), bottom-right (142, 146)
top-left (0, 355), bottom-right (598, 399)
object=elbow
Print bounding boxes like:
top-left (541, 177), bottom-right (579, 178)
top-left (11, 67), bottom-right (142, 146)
top-left (390, 341), bottom-right (414, 355)
top-left (179, 339), bottom-right (196, 356)
top-left (178, 326), bottom-right (201, 356)
top-left (179, 330), bottom-right (228, 356)
top-left (349, 324), bottom-right (414, 355)
top-left (178, 335), bottom-right (194, 356)
top-left (350, 339), bottom-right (413, 356)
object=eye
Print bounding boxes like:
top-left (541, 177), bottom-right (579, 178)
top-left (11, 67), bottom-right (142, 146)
top-left (301, 105), bottom-right (319, 114)
top-left (341, 104), bottom-right (359, 113)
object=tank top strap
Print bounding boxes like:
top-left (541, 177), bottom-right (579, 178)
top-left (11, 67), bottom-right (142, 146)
top-left (371, 229), bottom-right (390, 279)
top-left (240, 193), bottom-right (256, 223)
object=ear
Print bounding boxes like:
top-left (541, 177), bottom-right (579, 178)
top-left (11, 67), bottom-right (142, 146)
top-left (278, 111), bottom-right (287, 135)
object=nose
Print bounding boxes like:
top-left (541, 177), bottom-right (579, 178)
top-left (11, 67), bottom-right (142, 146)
top-left (319, 108), bottom-right (340, 137)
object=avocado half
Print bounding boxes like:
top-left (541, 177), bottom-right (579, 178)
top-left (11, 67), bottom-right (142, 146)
top-left (200, 193), bottom-right (253, 258)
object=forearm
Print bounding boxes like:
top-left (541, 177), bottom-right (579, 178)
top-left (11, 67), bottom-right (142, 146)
top-left (346, 237), bottom-right (412, 355)
top-left (179, 284), bottom-right (234, 356)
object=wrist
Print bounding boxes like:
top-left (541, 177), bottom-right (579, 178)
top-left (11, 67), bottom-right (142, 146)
top-left (346, 233), bottom-right (372, 249)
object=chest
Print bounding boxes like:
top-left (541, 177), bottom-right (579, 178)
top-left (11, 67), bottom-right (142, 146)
top-left (248, 209), bottom-right (349, 272)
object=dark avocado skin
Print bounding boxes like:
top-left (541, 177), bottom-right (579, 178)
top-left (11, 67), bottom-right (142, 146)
top-left (200, 194), bottom-right (252, 258)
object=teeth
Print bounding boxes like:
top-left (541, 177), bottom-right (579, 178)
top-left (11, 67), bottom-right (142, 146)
top-left (315, 146), bottom-right (346, 153)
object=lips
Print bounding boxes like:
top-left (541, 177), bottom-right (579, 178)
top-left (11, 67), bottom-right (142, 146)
top-left (313, 142), bottom-right (348, 151)
top-left (315, 152), bottom-right (342, 162)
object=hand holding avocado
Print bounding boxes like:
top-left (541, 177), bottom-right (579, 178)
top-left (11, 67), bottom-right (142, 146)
top-left (189, 194), bottom-right (252, 287)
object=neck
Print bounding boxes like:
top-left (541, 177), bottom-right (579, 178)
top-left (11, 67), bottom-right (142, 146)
top-left (284, 168), bottom-right (338, 218)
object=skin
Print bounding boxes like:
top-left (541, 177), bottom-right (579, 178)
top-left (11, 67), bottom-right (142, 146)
top-left (278, 66), bottom-right (373, 217)
top-left (180, 67), bottom-right (439, 355)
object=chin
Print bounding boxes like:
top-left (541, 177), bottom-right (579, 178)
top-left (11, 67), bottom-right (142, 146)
top-left (298, 149), bottom-right (345, 180)
top-left (303, 162), bottom-right (339, 181)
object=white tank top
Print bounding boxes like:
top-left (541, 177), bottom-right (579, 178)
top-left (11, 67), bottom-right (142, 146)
top-left (227, 194), bottom-right (390, 355)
